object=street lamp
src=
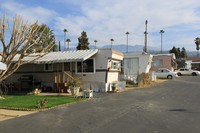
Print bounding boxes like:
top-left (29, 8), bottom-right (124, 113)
top-left (110, 38), bottom-right (114, 49)
top-left (126, 32), bottom-right (130, 53)
top-left (63, 29), bottom-right (68, 51)
top-left (94, 40), bottom-right (98, 49)
top-left (144, 20), bottom-right (148, 53)
top-left (159, 29), bottom-right (165, 54)
top-left (66, 38), bottom-right (71, 50)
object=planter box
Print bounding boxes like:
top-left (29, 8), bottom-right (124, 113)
top-left (83, 90), bottom-right (93, 98)
top-left (69, 86), bottom-right (80, 97)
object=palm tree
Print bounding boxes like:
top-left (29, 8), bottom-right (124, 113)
top-left (94, 40), bottom-right (98, 49)
top-left (195, 37), bottom-right (200, 56)
top-left (66, 38), bottom-right (71, 50)
top-left (63, 29), bottom-right (68, 50)
top-left (110, 38), bottom-right (114, 49)
top-left (159, 29), bottom-right (165, 54)
top-left (125, 32), bottom-right (130, 53)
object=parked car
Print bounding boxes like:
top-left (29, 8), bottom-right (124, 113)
top-left (176, 68), bottom-right (200, 76)
top-left (155, 68), bottom-right (178, 79)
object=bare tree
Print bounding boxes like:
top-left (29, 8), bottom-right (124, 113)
top-left (0, 15), bottom-right (54, 81)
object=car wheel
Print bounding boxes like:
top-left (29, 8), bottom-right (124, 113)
top-left (177, 73), bottom-right (182, 76)
top-left (192, 72), bottom-right (197, 76)
top-left (167, 75), bottom-right (173, 79)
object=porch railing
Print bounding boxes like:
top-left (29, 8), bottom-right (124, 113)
top-left (54, 71), bottom-right (74, 84)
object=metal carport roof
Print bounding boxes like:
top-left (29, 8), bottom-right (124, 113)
top-left (11, 49), bottom-right (98, 64)
top-left (34, 49), bottom-right (98, 64)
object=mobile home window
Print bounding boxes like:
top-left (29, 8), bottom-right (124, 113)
top-left (64, 62), bottom-right (70, 71)
top-left (152, 60), bottom-right (163, 67)
top-left (76, 59), bottom-right (95, 73)
top-left (44, 64), bottom-right (53, 71)
top-left (111, 60), bottom-right (120, 70)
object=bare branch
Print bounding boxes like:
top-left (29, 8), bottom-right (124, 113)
top-left (0, 14), bottom-right (54, 81)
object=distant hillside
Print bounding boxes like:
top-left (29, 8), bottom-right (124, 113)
top-left (60, 44), bottom-right (197, 57)
top-left (93, 44), bottom-right (159, 53)
top-left (95, 44), bottom-right (197, 56)
top-left (68, 44), bottom-right (147, 52)
top-left (68, 44), bottom-right (174, 54)
top-left (102, 44), bottom-right (143, 52)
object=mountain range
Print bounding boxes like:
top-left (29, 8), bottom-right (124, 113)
top-left (100, 44), bottom-right (159, 53)
top-left (63, 44), bottom-right (198, 57)
top-left (94, 44), bottom-right (198, 56)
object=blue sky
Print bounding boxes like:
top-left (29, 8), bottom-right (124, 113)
top-left (1, 0), bottom-right (200, 51)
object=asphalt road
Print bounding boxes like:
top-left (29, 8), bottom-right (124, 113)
top-left (1, 76), bottom-right (200, 133)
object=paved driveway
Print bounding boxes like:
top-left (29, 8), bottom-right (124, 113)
top-left (1, 76), bottom-right (200, 133)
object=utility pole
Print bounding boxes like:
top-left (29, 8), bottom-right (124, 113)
top-left (126, 32), bottom-right (130, 53)
top-left (144, 20), bottom-right (148, 53)
top-left (160, 29), bottom-right (165, 54)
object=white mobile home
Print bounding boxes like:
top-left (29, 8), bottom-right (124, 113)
top-left (6, 49), bottom-right (123, 92)
top-left (122, 52), bottom-right (152, 83)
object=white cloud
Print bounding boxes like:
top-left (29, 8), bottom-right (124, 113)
top-left (53, 0), bottom-right (200, 50)
top-left (1, 1), bottom-right (57, 24)
top-left (1, 0), bottom-right (200, 51)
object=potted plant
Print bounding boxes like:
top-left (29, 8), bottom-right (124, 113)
top-left (68, 78), bottom-right (81, 97)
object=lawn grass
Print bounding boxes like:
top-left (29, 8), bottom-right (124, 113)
top-left (0, 95), bottom-right (81, 110)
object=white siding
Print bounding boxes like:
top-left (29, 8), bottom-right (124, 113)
top-left (107, 72), bottom-right (119, 83)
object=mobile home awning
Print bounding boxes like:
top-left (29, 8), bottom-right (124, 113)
top-left (34, 49), bottom-right (98, 64)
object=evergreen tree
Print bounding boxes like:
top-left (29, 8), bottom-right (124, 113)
top-left (169, 46), bottom-right (178, 58)
top-left (180, 47), bottom-right (187, 58)
top-left (177, 48), bottom-right (181, 59)
top-left (169, 46), bottom-right (176, 54)
top-left (77, 31), bottom-right (90, 50)
top-left (27, 24), bottom-right (56, 53)
top-left (169, 46), bottom-right (187, 59)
